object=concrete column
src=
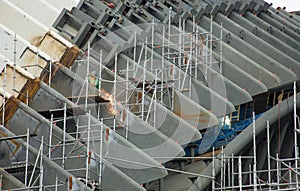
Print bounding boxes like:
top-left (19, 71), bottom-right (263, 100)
top-left (0, 174), bottom-right (2, 191)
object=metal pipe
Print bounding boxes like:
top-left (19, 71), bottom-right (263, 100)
top-left (49, 114), bottom-right (53, 159)
top-left (220, 147), bottom-right (224, 188)
top-left (55, 174), bottom-right (58, 191)
top-left (49, 58), bottom-right (52, 86)
top-left (161, 26), bottom-right (165, 104)
top-left (159, 178), bottom-right (164, 191)
top-left (171, 84), bottom-right (175, 111)
top-left (267, 120), bottom-right (271, 190)
top-left (195, 27), bottom-right (198, 79)
top-left (249, 164), bottom-right (252, 185)
top-left (76, 118), bottom-right (79, 140)
top-left (228, 155), bottom-right (230, 187)
top-left (276, 153), bottom-right (280, 190)
top-left (193, 15), bottom-right (195, 38)
top-left (85, 42), bottom-right (90, 111)
top-left (178, 16), bottom-right (182, 90)
top-left (294, 81), bottom-right (299, 191)
top-left (99, 49), bottom-right (102, 95)
top-left (85, 110), bottom-right (91, 186)
top-left (154, 70), bottom-right (157, 129)
top-left (238, 155), bottom-right (242, 191)
top-left (220, 23), bottom-right (223, 74)
top-left (142, 38), bottom-right (147, 120)
top-left (289, 161), bottom-right (293, 189)
top-left (125, 60), bottom-right (129, 140)
top-left (253, 112), bottom-right (257, 191)
top-left (28, 141), bottom-right (42, 186)
top-left (223, 151), bottom-right (226, 188)
top-left (181, 28), bottom-right (193, 94)
top-left (231, 153), bottom-right (234, 187)
top-left (62, 103), bottom-right (66, 168)
top-left (190, 146), bottom-right (195, 164)
top-left (133, 30), bottom-right (137, 74)
top-left (146, 90), bottom-right (155, 123)
top-left (99, 118), bottom-right (103, 190)
top-left (270, 156), bottom-right (300, 176)
top-left (168, 7), bottom-right (171, 60)
top-left (2, 46), bottom-right (7, 126)
top-left (209, 16), bottom-right (213, 69)
top-left (0, 173), bottom-right (2, 191)
top-left (114, 53), bottom-right (117, 131)
top-left (35, 49), bottom-right (39, 77)
top-left (151, 19), bottom-right (154, 72)
top-left (13, 33), bottom-right (17, 97)
top-left (189, 35), bottom-right (192, 98)
top-left (205, 32), bottom-right (208, 80)
top-left (39, 136), bottom-right (43, 191)
top-left (212, 148), bottom-right (215, 191)
top-left (25, 128), bottom-right (30, 186)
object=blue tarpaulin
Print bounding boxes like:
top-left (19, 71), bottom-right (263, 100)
top-left (184, 113), bottom-right (264, 156)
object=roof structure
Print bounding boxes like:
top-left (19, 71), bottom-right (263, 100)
top-left (0, 0), bottom-right (299, 190)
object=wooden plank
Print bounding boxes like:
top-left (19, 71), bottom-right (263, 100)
top-left (38, 107), bottom-right (85, 119)
top-left (68, 95), bottom-right (110, 104)
top-left (0, 134), bottom-right (37, 141)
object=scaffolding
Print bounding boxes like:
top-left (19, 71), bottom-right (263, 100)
top-left (72, 15), bottom-right (223, 136)
top-left (1, 1), bottom-right (300, 191)
top-left (200, 81), bottom-right (300, 191)
top-left (0, 116), bottom-right (104, 190)
top-left (0, 26), bottom-right (219, 190)
top-left (0, 64), bottom-right (299, 190)
top-left (46, 105), bottom-right (104, 190)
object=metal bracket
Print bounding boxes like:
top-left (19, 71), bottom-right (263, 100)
top-left (267, 26), bottom-right (273, 35)
top-left (252, 27), bottom-right (259, 35)
top-left (239, 29), bottom-right (246, 39)
top-left (248, 1), bottom-right (256, 12)
top-left (238, 3), bottom-right (249, 15)
top-left (253, 4), bottom-right (263, 15)
top-left (191, 7), bottom-right (206, 20)
top-left (280, 26), bottom-right (286, 33)
top-left (212, 39), bottom-right (218, 49)
top-left (225, 32), bottom-right (232, 43)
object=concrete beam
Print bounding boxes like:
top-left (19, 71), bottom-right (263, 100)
top-left (229, 12), bottom-right (300, 62)
top-left (214, 12), bottom-right (300, 78)
top-left (244, 11), bottom-right (300, 52)
top-left (199, 15), bottom-right (297, 86)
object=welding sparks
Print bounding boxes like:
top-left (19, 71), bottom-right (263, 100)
top-left (99, 89), bottom-right (117, 115)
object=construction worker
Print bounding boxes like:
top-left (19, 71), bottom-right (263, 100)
top-left (88, 71), bottom-right (100, 89)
